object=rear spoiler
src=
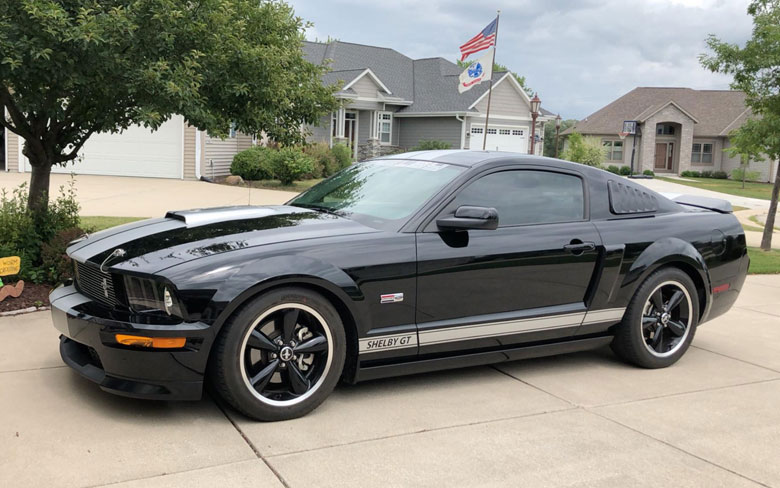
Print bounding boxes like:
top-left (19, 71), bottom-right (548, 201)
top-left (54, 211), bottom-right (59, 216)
top-left (663, 193), bottom-right (733, 213)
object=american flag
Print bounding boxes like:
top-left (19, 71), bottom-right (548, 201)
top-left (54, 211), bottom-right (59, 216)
top-left (459, 18), bottom-right (498, 61)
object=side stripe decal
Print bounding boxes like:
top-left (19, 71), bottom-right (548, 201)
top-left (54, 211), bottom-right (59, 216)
top-left (581, 307), bottom-right (626, 325)
top-left (359, 333), bottom-right (418, 353)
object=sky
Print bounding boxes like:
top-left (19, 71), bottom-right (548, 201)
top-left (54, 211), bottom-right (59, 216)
top-left (290, 0), bottom-right (753, 120)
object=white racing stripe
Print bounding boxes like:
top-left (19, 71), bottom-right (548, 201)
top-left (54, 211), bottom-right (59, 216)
top-left (581, 307), bottom-right (626, 325)
top-left (359, 333), bottom-right (418, 353)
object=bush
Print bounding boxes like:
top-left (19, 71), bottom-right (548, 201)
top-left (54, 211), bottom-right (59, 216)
top-left (619, 166), bottom-right (631, 175)
top-left (413, 140), bottom-right (452, 151)
top-left (712, 170), bottom-right (728, 179)
top-left (606, 165), bottom-right (621, 174)
top-left (271, 147), bottom-right (315, 185)
top-left (731, 167), bottom-right (760, 181)
top-left (643, 169), bottom-right (655, 176)
top-left (302, 143), bottom-right (337, 178)
top-left (561, 132), bottom-right (605, 167)
top-left (230, 146), bottom-right (274, 181)
top-left (330, 144), bottom-right (353, 172)
top-left (700, 170), bottom-right (713, 178)
top-left (680, 170), bottom-right (693, 177)
top-left (0, 179), bottom-right (84, 284)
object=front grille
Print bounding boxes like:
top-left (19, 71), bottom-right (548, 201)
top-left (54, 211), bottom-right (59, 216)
top-left (75, 261), bottom-right (118, 307)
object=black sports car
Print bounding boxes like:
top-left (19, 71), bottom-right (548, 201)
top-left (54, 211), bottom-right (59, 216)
top-left (51, 150), bottom-right (748, 421)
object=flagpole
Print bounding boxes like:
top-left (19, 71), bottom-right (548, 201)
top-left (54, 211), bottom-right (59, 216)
top-left (482, 10), bottom-right (500, 151)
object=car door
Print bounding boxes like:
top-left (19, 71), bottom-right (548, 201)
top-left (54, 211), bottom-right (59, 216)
top-left (415, 167), bottom-right (602, 355)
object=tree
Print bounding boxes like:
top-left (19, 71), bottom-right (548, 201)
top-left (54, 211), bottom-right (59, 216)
top-left (724, 123), bottom-right (765, 189)
top-left (0, 0), bottom-right (338, 212)
top-left (543, 118), bottom-right (575, 158)
top-left (701, 0), bottom-right (780, 251)
top-left (455, 59), bottom-right (533, 96)
top-left (561, 132), bottom-right (605, 167)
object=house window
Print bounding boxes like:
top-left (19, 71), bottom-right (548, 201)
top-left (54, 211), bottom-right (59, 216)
top-left (602, 140), bottom-right (624, 161)
top-left (691, 143), bottom-right (713, 164)
top-left (511, 130), bottom-right (524, 136)
top-left (656, 124), bottom-right (675, 135)
top-left (499, 129), bottom-right (511, 135)
top-left (487, 128), bottom-right (497, 135)
top-left (471, 127), bottom-right (484, 134)
top-left (377, 112), bottom-right (392, 144)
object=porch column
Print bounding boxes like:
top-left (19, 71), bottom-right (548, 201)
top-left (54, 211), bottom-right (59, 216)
top-left (336, 107), bottom-right (346, 138)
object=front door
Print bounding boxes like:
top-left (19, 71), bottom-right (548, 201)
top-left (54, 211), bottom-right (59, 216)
top-left (344, 111), bottom-right (357, 157)
top-left (654, 142), bottom-right (674, 171)
top-left (415, 168), bottom-right (602, 356)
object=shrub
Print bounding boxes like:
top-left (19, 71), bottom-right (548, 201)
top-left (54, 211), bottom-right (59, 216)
top-left (619, 166), bottom-right (632, 175)
top-left (330, 144), bottom-right (353, 172)
top-left (271, 147), bottom-right (315, 185)
top-left (0, 179), bottom-right (84, 284)
top-left (731, 167), bottom-right (760, 181)
top-left (303, 142), bottom-right (337, 178)
top-left (712, 170), bottom-right (728, 179)
top-left (643, 169), bottom-right (655, 176)
top-left (230, 146), bottom-right (274, 181)
top-left (413, 140), bottom-right (452, 151)
top-left (606, 165), bottom-right (620, 174)
top-left (561, 132), bottom-right (605, 167)
top-left (680, 170), bottom-right (694, 177)
top-left (700, 170), bottom-right (713, 178)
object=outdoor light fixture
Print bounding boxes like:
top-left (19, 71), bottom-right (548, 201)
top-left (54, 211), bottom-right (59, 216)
top-left (555, 114), bottom-right (562, 158)
top-left (529, 93), bottom-right (541, 155)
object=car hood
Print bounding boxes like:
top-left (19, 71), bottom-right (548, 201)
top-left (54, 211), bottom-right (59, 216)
top-left (68, 205), bottom-right (379, 275)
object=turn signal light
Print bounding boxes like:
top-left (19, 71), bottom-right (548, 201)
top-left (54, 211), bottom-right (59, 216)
top-left (116, 334), bottom-right (186, 349)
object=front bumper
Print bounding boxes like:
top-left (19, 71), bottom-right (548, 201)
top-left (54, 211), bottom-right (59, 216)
top-left (51, 284), bottom-right (214, 401)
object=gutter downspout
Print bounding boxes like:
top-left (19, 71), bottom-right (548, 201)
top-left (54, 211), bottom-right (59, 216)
top-left (194, 129), bottom-right (202, 180)
top-left (456, 114), bottom-right (467, 149)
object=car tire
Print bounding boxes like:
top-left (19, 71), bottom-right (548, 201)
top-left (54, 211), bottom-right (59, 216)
top-left (611, 267), bottom-right (699, 369)
top-left (209, 287), bottom-right (346, 421)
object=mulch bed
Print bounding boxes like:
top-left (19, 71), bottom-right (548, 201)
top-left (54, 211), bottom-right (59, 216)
top-left (0, 282), bottom-right (52, 313)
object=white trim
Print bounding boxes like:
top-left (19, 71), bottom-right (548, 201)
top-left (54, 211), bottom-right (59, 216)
top-left (194, 129), bottom-right (202, 179)
top-left (469, 114), bottom-right (533, 122)
top-left (352, 110), bottom-right (359, 159)
top-left (470, 122), bottom-right (529, 129)
top-left (342, 68), bottom-right (392, 95)
top-left (468, 72), bottom-right (533, 111)
top-left (18, 133), bottom-right (24, 173)
top-left (393, 112), bottom-right (469, 118)
top-left (180, 121), bottom-right (185, 179)
top-left (3, 126), bottom-right (7, 172)
top-left (377, 111), bottom-right (393, 145)
top-left (456, 115), bottom-right (467, 149)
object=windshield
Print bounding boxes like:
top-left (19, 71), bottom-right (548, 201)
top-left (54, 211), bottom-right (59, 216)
top-left (289, 159), bottom-right (464, 230)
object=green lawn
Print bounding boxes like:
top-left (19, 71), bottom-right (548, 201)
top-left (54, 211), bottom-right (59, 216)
top-left (80, 216), bottom-right (146, 232)
top-left (748, 247), bottom-right (780, 274)
top-left (246, 179), bottom-right (323, 193)
top-left (657, 177), bottom-right (774, 200)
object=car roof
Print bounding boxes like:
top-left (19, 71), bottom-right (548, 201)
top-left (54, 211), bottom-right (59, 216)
top-left (379, 150), bottom-right (598, 173)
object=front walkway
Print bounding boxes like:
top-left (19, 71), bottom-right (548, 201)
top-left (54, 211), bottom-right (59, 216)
top-left (0, 173), bottom-right (297, 217)
top-left (1, 275), bottom-right (779, 487)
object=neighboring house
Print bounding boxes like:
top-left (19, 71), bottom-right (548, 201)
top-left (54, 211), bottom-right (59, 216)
top-left (303, 41), bottom-right (553, 159)
top-left (2, 113), bottom-right (253, 180)
top-left (562, 87), bottom-right (777, 182)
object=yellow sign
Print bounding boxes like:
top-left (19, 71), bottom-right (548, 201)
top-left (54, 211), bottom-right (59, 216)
top-left (0, 256), bottom-right (21, 277)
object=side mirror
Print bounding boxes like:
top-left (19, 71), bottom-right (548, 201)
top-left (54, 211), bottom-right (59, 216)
top-left (436, 205), bottom-right (499, 231)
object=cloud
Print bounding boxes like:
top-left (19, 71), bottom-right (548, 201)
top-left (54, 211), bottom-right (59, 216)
top-left (289, 0), bottom-right (752, 119)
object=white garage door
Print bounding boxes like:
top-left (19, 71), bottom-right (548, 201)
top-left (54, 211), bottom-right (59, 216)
top-left (471, 125), bottom-right (528, 153)
top-left (42, 116), bottom-right (184, 178)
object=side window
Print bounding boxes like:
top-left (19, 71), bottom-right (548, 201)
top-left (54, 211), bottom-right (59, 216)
top-left (451, 170), bottom-right (585, 226)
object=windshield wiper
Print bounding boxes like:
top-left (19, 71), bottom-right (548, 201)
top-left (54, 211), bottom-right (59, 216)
top-left (293, 203), bottom-right (345, 217)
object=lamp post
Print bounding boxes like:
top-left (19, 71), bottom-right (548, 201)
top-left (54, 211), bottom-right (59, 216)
top-left (529, 93), bottom-right (541, 155)
top-left (554, 114), bottom-right (562, 158)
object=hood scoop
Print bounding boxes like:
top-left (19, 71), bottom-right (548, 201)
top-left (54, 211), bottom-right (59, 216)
top-left (165, 205), bottom-right (310, 227)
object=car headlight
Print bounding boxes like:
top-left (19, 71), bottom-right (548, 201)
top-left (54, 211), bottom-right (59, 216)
top-left (123, 276), bottom-right (182, 317)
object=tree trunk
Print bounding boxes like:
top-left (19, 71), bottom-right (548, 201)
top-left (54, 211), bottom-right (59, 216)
top-left (26, 155), bottom-right (53, 213)
top-left (761, 161), bottom-right (780, 251)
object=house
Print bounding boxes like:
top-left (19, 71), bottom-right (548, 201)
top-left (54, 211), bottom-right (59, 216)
top-left (302, 40), bottom-right (554, 159)
top-left (562, 87), bottom-right (777, 182)
top-left (2, 115), bottom-right (254, 181)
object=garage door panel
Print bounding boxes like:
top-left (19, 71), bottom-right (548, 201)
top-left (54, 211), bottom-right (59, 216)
top-left (471, 125), bottom-right (528, 153)
top-left (50, 116), bottom-right (183, 178)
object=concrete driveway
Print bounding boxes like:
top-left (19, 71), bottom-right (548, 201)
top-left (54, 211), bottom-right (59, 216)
top-left (1, 275), bottom-right (779, 487)
top-left (0, 173), bottom-right (297, 217)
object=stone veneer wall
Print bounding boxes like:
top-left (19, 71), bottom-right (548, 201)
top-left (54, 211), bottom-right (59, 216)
top-left (638, 105), bottom-right (695, 174)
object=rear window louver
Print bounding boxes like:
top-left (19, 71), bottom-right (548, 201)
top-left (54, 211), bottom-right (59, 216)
top-left (607, 180), bottom-right (658, 214)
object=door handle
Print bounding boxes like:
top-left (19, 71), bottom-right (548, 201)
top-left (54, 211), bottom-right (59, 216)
top-left (564, 240), bottom-right (596, 254)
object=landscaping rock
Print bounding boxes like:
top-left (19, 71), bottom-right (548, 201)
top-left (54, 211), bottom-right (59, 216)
top-left (225, 175), bottom-right (244, 186)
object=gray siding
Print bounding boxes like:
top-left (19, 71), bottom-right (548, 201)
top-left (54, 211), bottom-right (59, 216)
top-left (350, 75), bottom-right (381, 98)
top-left (358, 110), bottom-right (371, 145)
top-left (397, 117), bottom-right (461, 150)
top-left (305, 114), bottom-right (331, 145)
top-left (473, 79), bottom-right (529, 116)
top-left (5, 130), bottom-right (18, 172)
top-left (203, 132), bottom-right (253, 178)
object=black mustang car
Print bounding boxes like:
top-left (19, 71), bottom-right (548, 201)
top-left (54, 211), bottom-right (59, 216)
top-left (51, 150), bottom-right (748, 421)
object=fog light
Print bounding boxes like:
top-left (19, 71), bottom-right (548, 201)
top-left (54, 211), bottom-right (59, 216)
top-left (116, 334), bottom-right (186, 349)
